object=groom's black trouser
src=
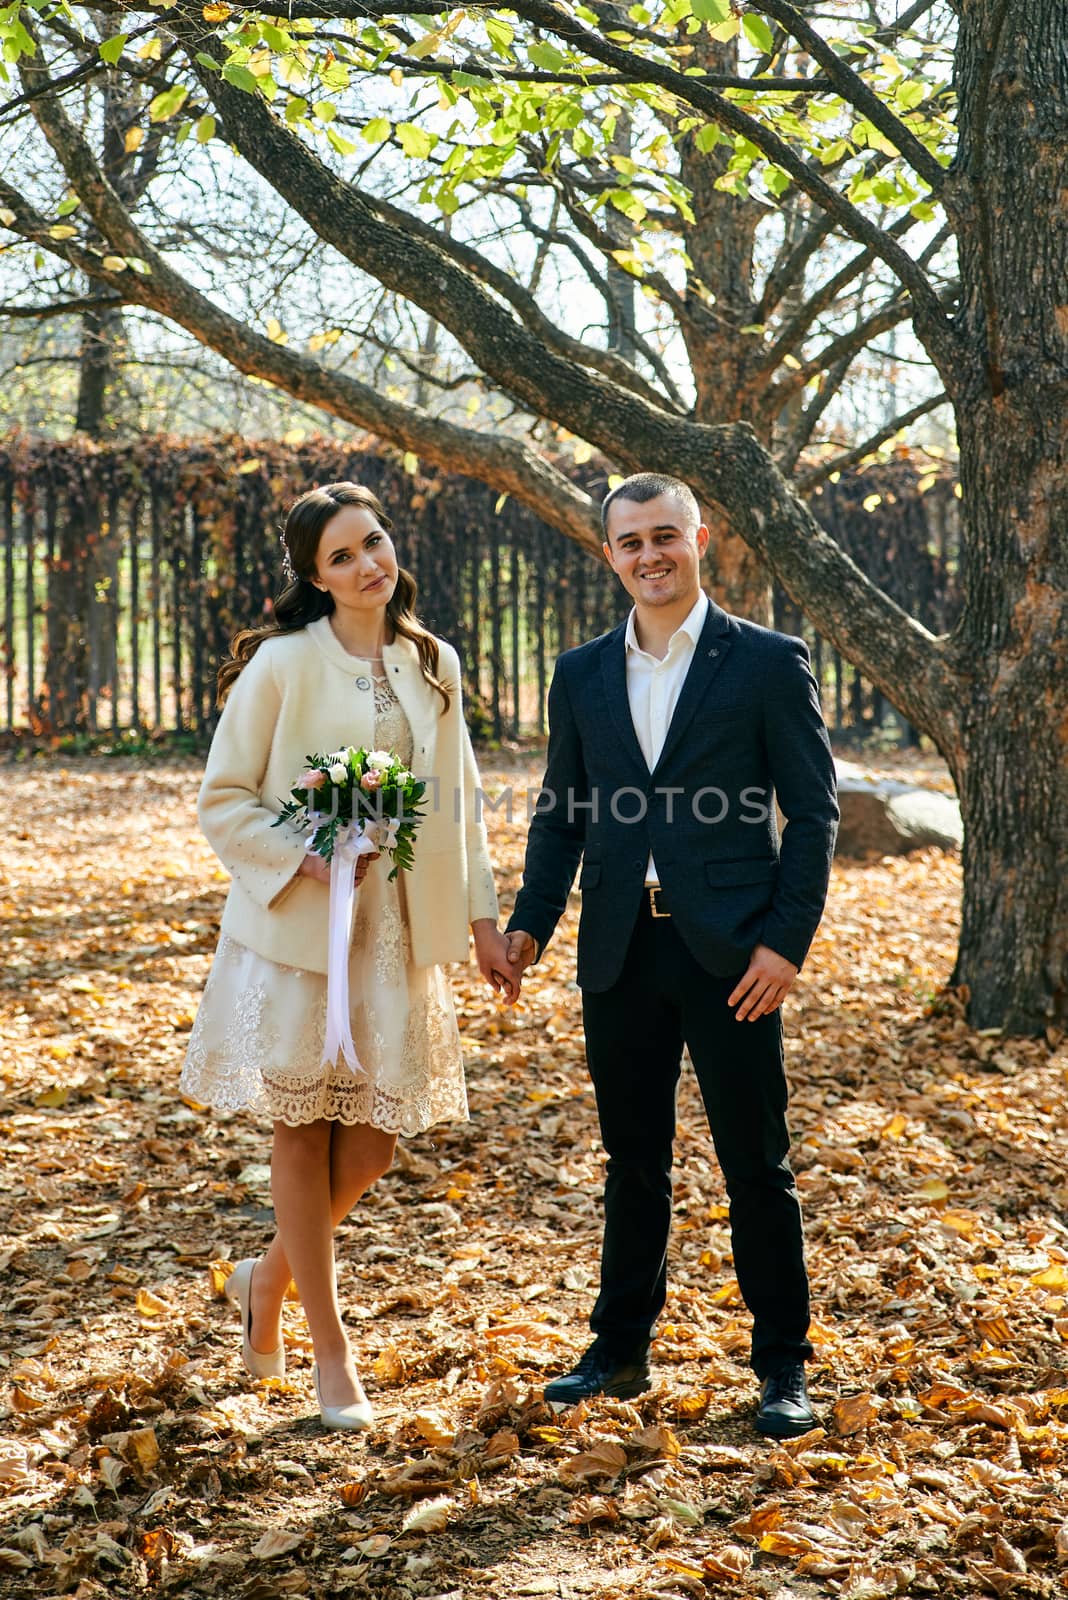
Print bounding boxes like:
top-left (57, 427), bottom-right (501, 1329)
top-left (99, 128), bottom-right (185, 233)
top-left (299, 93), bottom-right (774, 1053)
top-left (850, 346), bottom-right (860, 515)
top-left (580, 895), bottom-right (813, 1380)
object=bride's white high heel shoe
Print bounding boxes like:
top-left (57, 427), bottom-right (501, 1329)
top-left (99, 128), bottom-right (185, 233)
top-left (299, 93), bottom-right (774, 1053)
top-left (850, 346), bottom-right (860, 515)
top-left (226, 1259), bottom-right (286, 1380)
top-left (313, 1362), bottom-right (374, 1432)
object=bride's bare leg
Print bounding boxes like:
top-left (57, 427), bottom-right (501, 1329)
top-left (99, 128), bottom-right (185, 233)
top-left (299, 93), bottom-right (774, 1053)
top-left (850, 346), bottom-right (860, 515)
top-left (250, 1122), bottom-right (397, 1382)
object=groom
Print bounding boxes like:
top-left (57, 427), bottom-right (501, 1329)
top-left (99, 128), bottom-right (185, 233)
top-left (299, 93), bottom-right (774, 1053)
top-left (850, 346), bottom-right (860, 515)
top-left (504, 473), bottom-right (838, 1438)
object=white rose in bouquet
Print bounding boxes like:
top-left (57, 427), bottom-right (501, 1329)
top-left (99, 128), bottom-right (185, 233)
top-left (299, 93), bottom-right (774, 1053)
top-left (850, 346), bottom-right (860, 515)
top-left (328, 762), bottom-right (348, 782)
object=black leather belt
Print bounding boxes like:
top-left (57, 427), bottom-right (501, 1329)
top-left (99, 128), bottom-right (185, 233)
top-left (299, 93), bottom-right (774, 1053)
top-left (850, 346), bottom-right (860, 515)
top-left (647, 886), bottom-right (671, 918)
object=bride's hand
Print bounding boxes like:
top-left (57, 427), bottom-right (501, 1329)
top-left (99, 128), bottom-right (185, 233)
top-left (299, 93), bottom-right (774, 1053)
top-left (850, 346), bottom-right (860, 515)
top-left (471, 919), bottom-right (522, 1004)
top-left (298, 853), bottom-right (331, 884)
top-left (355, 851), bottom-right (380, 886)
top-left (298, 851), bottom-right (380, 886)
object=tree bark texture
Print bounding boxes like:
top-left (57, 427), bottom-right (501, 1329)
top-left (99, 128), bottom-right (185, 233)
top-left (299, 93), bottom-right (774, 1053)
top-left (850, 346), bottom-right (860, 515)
top-left (941, 0), bottom-right (1068, 1032)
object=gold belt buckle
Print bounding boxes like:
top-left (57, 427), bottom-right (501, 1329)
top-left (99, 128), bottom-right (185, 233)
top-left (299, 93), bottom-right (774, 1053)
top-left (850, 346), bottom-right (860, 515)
top-left (648, 886), bottom-right (671, 918)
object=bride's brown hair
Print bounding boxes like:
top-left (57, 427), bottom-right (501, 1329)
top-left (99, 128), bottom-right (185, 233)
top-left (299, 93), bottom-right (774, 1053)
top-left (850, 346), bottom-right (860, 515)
top-left (215, 482), bottom-right (452, 713)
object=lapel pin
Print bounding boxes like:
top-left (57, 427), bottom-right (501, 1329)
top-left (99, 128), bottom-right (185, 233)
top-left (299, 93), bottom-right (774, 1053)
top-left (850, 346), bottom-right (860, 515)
top-left (708, 647), bottom-right (719, 657)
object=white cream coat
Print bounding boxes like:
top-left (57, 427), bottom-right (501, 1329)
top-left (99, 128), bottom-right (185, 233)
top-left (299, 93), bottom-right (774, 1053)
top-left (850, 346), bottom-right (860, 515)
top-left (197, 616), bottom-right (498, 974)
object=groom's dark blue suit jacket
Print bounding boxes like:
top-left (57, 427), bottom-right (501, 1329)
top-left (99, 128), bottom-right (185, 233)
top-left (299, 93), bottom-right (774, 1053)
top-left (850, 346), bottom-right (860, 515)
top-left (507, 600), bottom-right (839, 992)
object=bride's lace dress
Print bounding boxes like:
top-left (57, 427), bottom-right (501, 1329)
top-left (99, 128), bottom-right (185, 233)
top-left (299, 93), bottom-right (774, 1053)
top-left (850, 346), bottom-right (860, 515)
top-left (180, 674), bottom-right (467, 1134)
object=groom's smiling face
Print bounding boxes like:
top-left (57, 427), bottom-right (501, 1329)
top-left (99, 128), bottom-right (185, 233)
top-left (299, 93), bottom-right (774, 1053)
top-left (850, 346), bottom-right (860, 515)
top-left (602, 492), bottom-right (709, 610)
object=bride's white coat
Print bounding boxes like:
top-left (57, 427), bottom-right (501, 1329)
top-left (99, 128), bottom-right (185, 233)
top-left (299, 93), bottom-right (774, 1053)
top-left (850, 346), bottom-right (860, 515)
top-left (197, 615), bottom-right (498, 975)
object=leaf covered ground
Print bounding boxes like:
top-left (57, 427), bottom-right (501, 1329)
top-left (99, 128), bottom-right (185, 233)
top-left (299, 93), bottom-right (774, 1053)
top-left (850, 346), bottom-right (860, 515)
top-left (1, 754), bottom-right (1066, 1600)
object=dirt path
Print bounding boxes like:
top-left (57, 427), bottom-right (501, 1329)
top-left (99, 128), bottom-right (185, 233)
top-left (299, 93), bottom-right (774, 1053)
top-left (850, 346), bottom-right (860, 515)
top-left (0, 757), bottom-right (1064, 1598)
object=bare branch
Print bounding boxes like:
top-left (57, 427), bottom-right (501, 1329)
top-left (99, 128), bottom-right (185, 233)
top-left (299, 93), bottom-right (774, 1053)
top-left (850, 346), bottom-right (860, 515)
top-left (777, 353), bottom-right (854, 476)
top-left (872, 0), bottom-right (942, 47)
top-left (365, 187), bottom-right (682, 414)
top-left (0, 294), bottom-right (124, 320)
top-left (795, 391), bottom-right (952, 492)
top-left (758, 209), bottom-right (939, 376)
top-left (767, 296), bottom-right (913, 410)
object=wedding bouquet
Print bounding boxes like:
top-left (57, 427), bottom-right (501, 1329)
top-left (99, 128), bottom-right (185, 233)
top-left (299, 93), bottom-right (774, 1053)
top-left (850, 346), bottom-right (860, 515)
top-left (271, 747), bottom-right (427, 1076)
top-left (273, 746), bottom-right (426, 880)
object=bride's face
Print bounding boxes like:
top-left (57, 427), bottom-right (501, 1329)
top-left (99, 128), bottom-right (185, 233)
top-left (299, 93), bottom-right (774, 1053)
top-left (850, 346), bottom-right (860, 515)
top-left (311, 505), bottom-right (399, 613)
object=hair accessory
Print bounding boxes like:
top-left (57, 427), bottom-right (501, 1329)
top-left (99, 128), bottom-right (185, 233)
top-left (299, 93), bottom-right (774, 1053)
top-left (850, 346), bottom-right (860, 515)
top-left (279, 533), bottom-right (298, 583)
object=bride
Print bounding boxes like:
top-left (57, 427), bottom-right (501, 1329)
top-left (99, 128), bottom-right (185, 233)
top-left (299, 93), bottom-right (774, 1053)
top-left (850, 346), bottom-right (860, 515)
top-left (180, 481), bottom-right (519, 1430)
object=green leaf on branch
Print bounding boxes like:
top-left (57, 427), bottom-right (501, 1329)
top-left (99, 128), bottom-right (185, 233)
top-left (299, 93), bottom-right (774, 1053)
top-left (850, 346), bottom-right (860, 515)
top-left (149, 86), bottom-right (188, 122)
top-left (607, 187), bottom-right (648, 223)
top-left (319, 58), bottom-right (350, 91)
top-left (896, 79), bottom-right (926, 112)
top-left (259, 22), bottom-right (294, 53)
top-left (221, 62), bottom-right (260, 94)
top-left (485, 16), bottom-right (514, 56)
top-left (742, 15), bottom-right (775, 54)
top-left (691, 0), bottom-right (730, 20)
top-left (528, 40), bottom-right (565, 72)
top-left (98, 33), bottom-right (127, 66)
top-left (397, 122), bottom-right (436, 159)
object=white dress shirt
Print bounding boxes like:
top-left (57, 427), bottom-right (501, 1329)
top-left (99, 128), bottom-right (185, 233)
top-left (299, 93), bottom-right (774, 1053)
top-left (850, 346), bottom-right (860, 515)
top-left (624, 591), bottom-right (709, 885)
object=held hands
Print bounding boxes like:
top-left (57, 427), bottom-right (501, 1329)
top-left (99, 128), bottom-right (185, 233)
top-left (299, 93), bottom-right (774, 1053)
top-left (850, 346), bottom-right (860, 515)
top-left (298, 850), bottom-right (380, 888)
top-left (728, 943), bottom-right (799, 1021)
top-left (472, 919), bottom-right (522, 1004)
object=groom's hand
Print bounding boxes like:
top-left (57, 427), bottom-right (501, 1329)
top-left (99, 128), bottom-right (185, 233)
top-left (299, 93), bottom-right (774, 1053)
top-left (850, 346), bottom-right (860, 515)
top-left (728, 944), bottom-right (799, 1021)
top-left (505, 930), bottom-right (538, 982)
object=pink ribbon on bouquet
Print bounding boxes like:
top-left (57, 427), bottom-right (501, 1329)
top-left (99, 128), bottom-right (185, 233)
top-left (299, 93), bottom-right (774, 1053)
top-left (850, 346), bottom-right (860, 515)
top-left (313, 815), bottom-right (400, 1075)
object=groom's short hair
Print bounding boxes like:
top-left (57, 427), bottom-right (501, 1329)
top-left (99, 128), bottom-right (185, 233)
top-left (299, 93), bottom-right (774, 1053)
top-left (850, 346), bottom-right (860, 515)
top-left (601, 473), bottom-right (701, 537)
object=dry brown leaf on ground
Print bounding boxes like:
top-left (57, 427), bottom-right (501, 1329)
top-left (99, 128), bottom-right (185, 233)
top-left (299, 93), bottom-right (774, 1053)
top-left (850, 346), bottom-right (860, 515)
top-left (0, 755), bottom-right (1065, 1600)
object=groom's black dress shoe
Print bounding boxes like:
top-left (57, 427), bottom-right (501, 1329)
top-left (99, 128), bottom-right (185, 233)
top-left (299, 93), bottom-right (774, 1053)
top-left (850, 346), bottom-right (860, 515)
top-left (755, 1362), bottom-right (816, 1438)
top-left (543, 1341), bottom-right (651, 1409)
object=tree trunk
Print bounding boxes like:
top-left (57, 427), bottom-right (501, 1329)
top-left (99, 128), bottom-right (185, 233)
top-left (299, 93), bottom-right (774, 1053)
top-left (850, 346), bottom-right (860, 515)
top-left (943, 0), bottom-right (1068, 1034)
top-left (74, 302), bottom-right (122, 435)
top-left (677, 30), bottom-right (773, 626)
top-left (605, 112), bottom-right (638, 363)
